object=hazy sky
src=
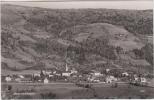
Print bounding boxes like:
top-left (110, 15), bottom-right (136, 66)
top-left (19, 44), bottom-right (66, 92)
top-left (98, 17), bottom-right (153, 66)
top-left (2, 1), bottom-right (153, 10)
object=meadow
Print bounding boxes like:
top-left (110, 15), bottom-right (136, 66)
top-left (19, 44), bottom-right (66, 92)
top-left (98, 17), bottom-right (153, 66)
top-left (2, 82), bottom-right (154, 99)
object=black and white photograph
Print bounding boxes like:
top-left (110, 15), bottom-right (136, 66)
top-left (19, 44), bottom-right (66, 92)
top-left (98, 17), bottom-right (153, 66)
top-left (1, 0), bottom-right (154, 99)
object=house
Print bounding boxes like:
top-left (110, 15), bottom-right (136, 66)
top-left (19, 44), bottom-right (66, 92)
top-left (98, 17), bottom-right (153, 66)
top-left (42, 70), bottom-right (46, 75)
top-left (34, 73), bottom-right (40, 77)
top-left (56, 73), bottom-right (61, 76)
top-left (93, 79), bottom-right (100, 83)
top-left (79, 75), bottom-right (82, 77)
top-left (46, 71), bottom-right (52, 75)
top-left (94, 72), bottom-right (102, 76)
top-left (18, 75), bottom-right (24, 79)
top-left (38, 80), bottom-right (42, 82)
top-left (49, 74), bottom-right (54, 77)
top-left (92, 72), bottom-right (101, 76)
top-left (134, 74), bottom-right (139, 81)
top-left (140, 77), bottom-right (147, 83)
top-left (106, 76), bottom-right (117, 83)
top-left (90, 70), bottom-right (102, 77)
top-left (5, 76), bottom-right (12, 82)
top-left (62, 72), bottom-right (71, 77)
top-left (88, 75), bottom-right (101, 83)
top-left (122, 72), bottom-right (129, 77)
top-left (53, 71), bottom-right (57, 74)
top-left (44, 78), bottom-right (49, 83)
top-left (71, 68), bottom-right (78, 74)
top-left (106, 69), bottom-right (110, 73)
top-left (15, 78), bottom-right (21, 82)
top-left (87, 76), bottom-right (95, 82)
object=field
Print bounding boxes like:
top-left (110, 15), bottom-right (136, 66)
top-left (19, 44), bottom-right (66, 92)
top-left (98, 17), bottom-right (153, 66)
top-left (2, 82), bottom-right (154, 99)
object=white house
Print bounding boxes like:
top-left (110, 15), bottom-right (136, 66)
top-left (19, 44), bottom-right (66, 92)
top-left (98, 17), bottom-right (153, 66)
top-left (90, 70), bottom-right (102, 77)
top-left (34, 73), bottom-right (40, 77)
top-left (5, 76), bottom-right (12, 82)
top-left (88, 76), bottom-right (95, 82)
top-left (53, 71), bottom-right (57, 74)
top-left (49, 74), bottom-right (54, 77)
top-left (106, 76), bottom-right (117, 83)
top-left (106, 69), bottom-right (110, 73)
top-left (15, 78), bottom-right (21, 82)
top-left (71, 68), bottom-right (78, 74)
top-left (56, 73), bottom-right (61, 76)
top-left (44, 78), bottom-right (49, 84)
top-left (134, 75), bottom-right (139, 81)
top-left (79, 75), bottom-right (82, 77)
top-left (140, 77), bottom-right (147, 83)
top-left (46, 71), bottom-right (52, 75)
top-left (42, 70), bottom-right (46, 75)
top-left (62, 72), bottom-right (71, 77)
top-left (18, 75), bottom-right (24, 79)
top-left (93, 72), bottom-right (101, 76)
top-left (122, 72), bottom-right (129, 76)
top-left (93, 79), bottom-right (100, 83)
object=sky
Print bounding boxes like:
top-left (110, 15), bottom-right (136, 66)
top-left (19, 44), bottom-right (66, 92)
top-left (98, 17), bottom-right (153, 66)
top-left (2, 0), bottom-right (153, 10)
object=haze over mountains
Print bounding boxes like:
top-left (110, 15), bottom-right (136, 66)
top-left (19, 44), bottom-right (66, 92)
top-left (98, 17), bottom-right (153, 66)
top-left (1, 4), bottom-right (153, 74)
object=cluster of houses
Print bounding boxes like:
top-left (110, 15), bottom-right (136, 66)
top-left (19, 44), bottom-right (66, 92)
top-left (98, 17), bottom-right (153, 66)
top-left (1, 64), bottom-right (149, 84)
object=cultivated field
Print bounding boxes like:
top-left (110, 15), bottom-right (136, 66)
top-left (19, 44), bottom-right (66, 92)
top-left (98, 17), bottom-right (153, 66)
top-left (2, 82), bottom-right (154, 99)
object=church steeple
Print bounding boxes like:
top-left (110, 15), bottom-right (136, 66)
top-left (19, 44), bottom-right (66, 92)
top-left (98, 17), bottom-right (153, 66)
top-left (66, 63), bottom-right (69, 72)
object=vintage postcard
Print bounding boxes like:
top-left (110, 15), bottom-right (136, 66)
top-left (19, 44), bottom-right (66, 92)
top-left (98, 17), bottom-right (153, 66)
top-left (1, 0), bottom-right (153, 99)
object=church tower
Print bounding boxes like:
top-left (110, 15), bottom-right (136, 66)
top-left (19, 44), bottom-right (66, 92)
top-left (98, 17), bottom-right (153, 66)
top-left (65, 63), bottom-right (69, 72)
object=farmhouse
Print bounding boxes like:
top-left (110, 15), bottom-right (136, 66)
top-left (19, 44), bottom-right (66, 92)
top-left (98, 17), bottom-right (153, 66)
top-left (140, 77), bottom-right (147, 83)
top-left (34, 73), bottom-right (40, 77)
top-left (5, 76), bottom-right (12, 82)
top-left (90, 70), bottom-right (102, 77)
top-left (49, 74), bottom-right (54, 77)
top-left (71, 68), bottom-right (78, 74)
top-left (122, 72), bottom-right (129, 77)
top-left (46, 71), bottom-right (52, 75)
top-left (62, 72), bottom-right (71, 77)
top-left (93, 78), bottom-right (100, 83)
top-left (44, 78), bottom-right (49, 83)
top-left (18, 75), bottom-right (24, 78)
top-left (15, 78), bottom-right (21, 82)
top-left (106, 69), bottom-right (110, 73)
top-left (53, 71), bottom-right (57, 74)
top-left (134, 74), bottom-right (139, 81)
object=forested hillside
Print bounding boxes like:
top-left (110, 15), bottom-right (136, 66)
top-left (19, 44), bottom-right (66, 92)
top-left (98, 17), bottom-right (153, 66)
top-left (1, 4), bottom-right (153, 74)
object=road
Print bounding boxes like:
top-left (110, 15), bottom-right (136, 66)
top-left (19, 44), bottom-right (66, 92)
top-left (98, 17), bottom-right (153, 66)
top-left (2, 82), bottom-right (129, 86)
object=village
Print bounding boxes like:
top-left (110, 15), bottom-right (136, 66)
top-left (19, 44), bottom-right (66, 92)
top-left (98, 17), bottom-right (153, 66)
top-left (2, 63), bottom-right (150, 86)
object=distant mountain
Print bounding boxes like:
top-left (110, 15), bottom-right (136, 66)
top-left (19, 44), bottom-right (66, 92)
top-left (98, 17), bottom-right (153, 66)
top-left (1, 4), bottom-right (153, 74)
